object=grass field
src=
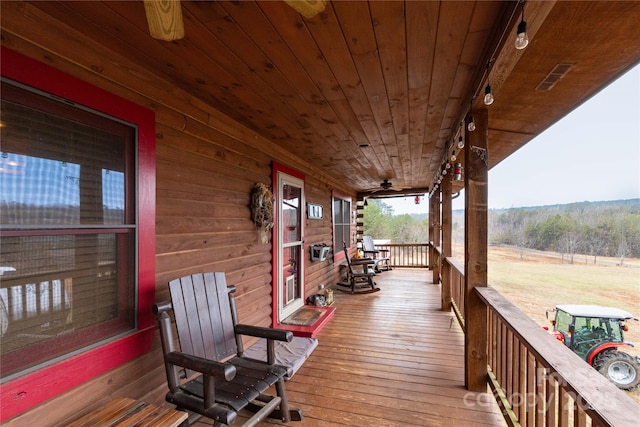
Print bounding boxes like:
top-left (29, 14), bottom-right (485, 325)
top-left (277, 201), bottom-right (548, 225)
top-left (472, 245), bottom-right (640, 404)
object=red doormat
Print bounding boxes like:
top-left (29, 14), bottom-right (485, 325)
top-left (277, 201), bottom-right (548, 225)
top-left (281, 307), bottom-right (325, 326)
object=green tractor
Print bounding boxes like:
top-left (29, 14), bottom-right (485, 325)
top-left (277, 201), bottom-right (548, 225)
top-left (545, 304), bottom-right (640, 390)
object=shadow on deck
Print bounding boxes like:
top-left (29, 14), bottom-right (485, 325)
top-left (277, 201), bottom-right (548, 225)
top-left (196, 269), bottom-right (506, 426)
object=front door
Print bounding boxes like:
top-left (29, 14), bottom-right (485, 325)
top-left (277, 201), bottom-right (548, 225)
top-left (274, 167), bottom-right (305, 323)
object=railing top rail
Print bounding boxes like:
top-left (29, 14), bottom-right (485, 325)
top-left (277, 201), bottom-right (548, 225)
top-left (444, 256), bottom-right (464, 274)
top-left (381, 243), bottom-right (429, 247)
top-left (476, 286), bottom-right (640, 426)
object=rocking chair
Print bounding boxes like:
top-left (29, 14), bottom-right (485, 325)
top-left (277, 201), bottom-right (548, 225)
top-left (362, 235), bottom-right (391, 272)
top-left (337, 243), bottom-right (380, 294)
top-left (153, 272), bottom-right (302, 426)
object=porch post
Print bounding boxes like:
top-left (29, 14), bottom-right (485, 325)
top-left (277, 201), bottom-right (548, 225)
top-left (464, 109), bottom-right (488, 391)
top-left (428, 193), bottom-right (437, 271)
top-left (432, 190), bottom-right (441, 284)
top-left (441, 170), bottom-right (452, 311)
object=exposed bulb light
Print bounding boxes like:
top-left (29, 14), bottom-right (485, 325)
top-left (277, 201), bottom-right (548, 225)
top-left (451, 151), bottom-right (457, 162)
top-left (467, 116), bottom-right (476, 132)
top-left (484, 84), bottom-right (494, 105)
top-left (445, 162), bottom-right (451, 169)
top-left (457, 136), bottom-right (464, 149)
top-left (515, 6), bottom-right (529, 50)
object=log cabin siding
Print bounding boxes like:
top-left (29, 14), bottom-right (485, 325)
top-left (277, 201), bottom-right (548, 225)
top-left (1, 6), bottom-right (347, 425)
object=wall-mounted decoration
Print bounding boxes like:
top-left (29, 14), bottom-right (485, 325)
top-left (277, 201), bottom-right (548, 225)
top-left (250, 183), bottom-right (274, 243)
top-left (310, 243), bottom-right (331, 262)
top-left (307, 202), bottom-right (323, 220)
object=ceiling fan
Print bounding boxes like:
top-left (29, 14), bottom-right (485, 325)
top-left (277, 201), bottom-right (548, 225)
top-left (143, 0), bottom-right (327, 41)
top-left (368, 179), bottom-right (407, 193)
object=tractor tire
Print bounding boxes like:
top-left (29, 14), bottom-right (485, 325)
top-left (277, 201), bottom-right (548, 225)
top-left (594, 351), bottom-right (640, 390)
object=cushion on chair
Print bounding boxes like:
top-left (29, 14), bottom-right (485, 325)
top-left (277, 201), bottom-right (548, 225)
top-left (243, 336), bottom-right (318, 380)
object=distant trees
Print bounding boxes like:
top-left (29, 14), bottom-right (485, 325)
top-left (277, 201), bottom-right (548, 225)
top-left (362, 199), bottom-right (429, 243)
top-left (364, 199), bottom-right (640, 263)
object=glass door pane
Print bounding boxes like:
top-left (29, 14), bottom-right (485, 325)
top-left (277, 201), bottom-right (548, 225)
top-left (277, 172), bottom-right (304, 321)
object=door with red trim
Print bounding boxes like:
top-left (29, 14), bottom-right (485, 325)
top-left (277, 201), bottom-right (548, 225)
top-left (274, 168), bottom-right (305, 323)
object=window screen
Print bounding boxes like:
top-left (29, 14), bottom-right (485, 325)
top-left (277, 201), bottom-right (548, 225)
top-left (0, 80), bottom-right (136, 380)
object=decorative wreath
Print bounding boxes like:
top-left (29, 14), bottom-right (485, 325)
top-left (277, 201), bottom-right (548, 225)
top-left (250, 183), bottom-right (274, 231)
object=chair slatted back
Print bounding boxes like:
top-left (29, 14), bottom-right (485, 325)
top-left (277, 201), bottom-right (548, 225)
top-left (168, 272), bottom-right (238, 363)
top-left (362, 235), bottom-right (376, 253)
top-left (342, 243), bottom-right (361, 276)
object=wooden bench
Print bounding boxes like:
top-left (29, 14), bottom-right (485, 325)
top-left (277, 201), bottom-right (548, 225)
top-left (66, 397), bottom-right (187, 427)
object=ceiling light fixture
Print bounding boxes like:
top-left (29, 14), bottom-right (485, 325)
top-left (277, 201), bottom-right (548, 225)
top-left (483, 84), bottom-right (494, 105)
top-left (515, 2), bottom-right (529, 50)
top-left (467, 116), bottom-right (476, 132)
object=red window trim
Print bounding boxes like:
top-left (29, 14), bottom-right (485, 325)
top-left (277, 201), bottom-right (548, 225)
top-left (331, 191), bottom-right (352, 262)
top-left (0, 47), bottom-right (156, 421)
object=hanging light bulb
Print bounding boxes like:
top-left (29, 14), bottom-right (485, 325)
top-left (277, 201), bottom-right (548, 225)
top-left (484, 84), bottom-right (494, 105)
top-left (457, 136), bottom-right (464, 149)
top-left (445, 162), bottom-right (451, 169)
top-left (467, 116), bottom-right (476, 132)
top-left (515, 6), bottom-right (529, 50)
top-left (451, 151), bottom-right (457, 162)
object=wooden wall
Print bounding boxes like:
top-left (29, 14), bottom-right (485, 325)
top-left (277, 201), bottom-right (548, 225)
top-left (1, 4), bottom-right (350, 424)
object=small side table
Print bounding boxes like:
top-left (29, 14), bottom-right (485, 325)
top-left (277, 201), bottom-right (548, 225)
top-left (66, 397), bottom-right (187, 427)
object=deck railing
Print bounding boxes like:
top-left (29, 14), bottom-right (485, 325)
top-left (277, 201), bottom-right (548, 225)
top-left (374, 243), bottom-right (429, 268)
top-left (442, 256), bottom-right (640, 427)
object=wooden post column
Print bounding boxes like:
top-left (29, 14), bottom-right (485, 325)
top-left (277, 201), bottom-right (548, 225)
top-left (464, 109), bottom-right (488, 391)
top-left (432, 191), bottom-right (441, 284)
top-left (428, 193), bottom-right (436, 270)
top-left (441, 172), bottom-right (452, 311)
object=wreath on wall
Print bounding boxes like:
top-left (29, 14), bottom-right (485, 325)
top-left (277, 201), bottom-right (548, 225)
top-left (250, 183), bottom-right (274, 243)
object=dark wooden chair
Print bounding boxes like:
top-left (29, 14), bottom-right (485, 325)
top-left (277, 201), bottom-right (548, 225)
top-left (362, 235), bottom-right (391, 272)
top-left (338, 243), bottom-right (379, 294)
top-left (153, 272), bottom-right (303, 426)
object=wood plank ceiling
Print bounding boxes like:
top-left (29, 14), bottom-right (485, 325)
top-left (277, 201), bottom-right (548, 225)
top-left (17, 0), bottom-right (640, 197)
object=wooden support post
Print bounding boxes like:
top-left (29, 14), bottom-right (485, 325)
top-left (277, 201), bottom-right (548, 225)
top-left (432, 190), bottom-right (441, 284)
top-left (428, 194), bottom-right (435, 270)
top-left (441, 172), bottom-right (452, 311)
top-left (464, 109), bottom-right (488, 392)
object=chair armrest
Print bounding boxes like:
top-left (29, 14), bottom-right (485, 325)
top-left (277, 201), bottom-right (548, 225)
top-left (235, 324), bottom-right (293, 342)
top-left (378, 249), bottom-right (390, 255)
top-left (363, 249), bottom-right (379, 256)
top-left (165, 351), bottom-right (236, 381)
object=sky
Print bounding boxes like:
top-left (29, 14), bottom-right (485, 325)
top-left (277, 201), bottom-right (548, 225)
top-left (385, 63), bottom-right (640, 214)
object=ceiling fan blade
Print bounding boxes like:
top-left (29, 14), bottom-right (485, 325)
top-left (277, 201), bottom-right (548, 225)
top-left (284, 0), bottom-right (328, 18)
top-left (144, 0), bottom-right (184, 41)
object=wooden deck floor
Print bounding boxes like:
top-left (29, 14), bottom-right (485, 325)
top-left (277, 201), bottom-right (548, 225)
top-left (194, 269), bottom-right (506, 427)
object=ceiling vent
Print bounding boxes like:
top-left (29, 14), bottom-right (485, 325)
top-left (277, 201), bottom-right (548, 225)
top-left (536, 63), bottom-right (574, 91)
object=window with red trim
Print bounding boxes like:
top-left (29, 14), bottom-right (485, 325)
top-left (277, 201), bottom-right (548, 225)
top-left (0, 48), bottom-right (155, 421)
top-left (332, 192), bottom-right (352, 257)
top-left (0, 79), bottom-right (138, 379)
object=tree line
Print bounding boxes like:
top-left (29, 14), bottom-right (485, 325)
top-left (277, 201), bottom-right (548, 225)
top-left (363, 198), bottom-right (640, 263)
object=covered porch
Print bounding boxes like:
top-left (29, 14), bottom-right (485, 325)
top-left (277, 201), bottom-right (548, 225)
top-left (2, 1), bottom-right (640, 425)
top-left (205, 268), bottom-right (505, 427)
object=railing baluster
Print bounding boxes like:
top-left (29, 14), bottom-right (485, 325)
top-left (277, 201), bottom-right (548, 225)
top-left (558, 386), bottom-right (570, 426)
top-left (518, 341), bottom-right (527, 425)
top-left (545, 369), bottom-right (557, 427)
top-left (526, 352), bottom-right (536, 427)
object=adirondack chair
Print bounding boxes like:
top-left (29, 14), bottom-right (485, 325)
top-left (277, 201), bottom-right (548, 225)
top-left (337, 243), bottom-right (379, 294)
top-left (362, 235), bottom-right (391, 272)
top-left (152, 272), bottom-right (302, 426)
